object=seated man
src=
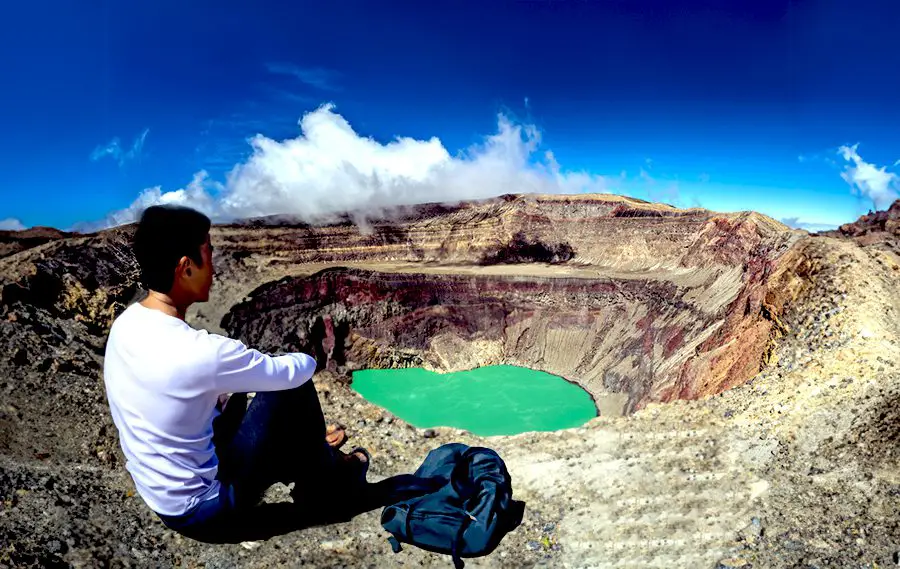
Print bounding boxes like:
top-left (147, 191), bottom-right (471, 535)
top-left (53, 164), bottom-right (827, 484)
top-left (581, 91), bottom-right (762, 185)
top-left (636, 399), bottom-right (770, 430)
top-left (103, 204), bottom-right (369, 542)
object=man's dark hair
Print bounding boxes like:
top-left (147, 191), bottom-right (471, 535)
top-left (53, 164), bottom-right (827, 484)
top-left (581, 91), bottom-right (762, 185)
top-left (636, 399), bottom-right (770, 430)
top-left (133, 205), bottom-right (212, 293)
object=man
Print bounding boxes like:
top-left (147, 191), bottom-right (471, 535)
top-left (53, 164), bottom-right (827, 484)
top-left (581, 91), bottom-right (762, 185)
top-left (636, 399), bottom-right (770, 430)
top-left (103, 205), bottom-right (369, 542)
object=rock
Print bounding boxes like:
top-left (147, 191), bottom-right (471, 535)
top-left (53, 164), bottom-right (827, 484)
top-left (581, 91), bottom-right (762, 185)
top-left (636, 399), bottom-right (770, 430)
top-left (319, 537), bottom-right (354, 553)
top-left (750, 517), bottom-right (763, 536)
top-left (781, 537), bottom-right (804, 551)
top-left (716, 558), bottom-right (751, 569)
top-left (423, 428), bottom-right (437, 439)
top-left (46, 539), bottom-right (68, 554)
top-left (526, 540), bottom-right (542, 551)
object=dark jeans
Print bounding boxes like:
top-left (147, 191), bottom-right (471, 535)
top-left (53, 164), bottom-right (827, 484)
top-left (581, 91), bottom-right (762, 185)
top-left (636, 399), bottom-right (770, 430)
top-left (156, 380), bottom-right (441, 544)
top-left (156, 380), bottom-right (343, 542)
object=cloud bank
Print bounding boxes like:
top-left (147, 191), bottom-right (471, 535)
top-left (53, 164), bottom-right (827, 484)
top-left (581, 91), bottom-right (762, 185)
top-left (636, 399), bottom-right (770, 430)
top-left (89, 104), bottom-right (607, 230)
top-left (0, 218), bottom-right (26, 231)
top-left (838, 144), bottom-right (899, 209)
top-left (91, 128), bottom-right (150, 166)
top-left (779, 217), bottom-right (838, 233)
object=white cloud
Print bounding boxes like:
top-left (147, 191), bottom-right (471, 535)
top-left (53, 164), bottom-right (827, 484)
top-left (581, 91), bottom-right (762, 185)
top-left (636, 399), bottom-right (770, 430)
top-left (75, 172), bottom-right (221, 233)
top-left (648, 183), bottom-right (680, 206)
top-left (838, 144), bottom-right (899, 209)
top-left (265, 62), bottom-right (340, 91)
top-left (0, 217), bottom-right (26, 231)
top-left (799, 152), bottom-right (836, 167)
top-left (88, 104), bottom-right (608, 230)
top-left (91, 128), bottom-right (150, 166)
top-left (625, 162), bottom-right (681, 206)
top-left (779, 217), bottom-right (838, 232)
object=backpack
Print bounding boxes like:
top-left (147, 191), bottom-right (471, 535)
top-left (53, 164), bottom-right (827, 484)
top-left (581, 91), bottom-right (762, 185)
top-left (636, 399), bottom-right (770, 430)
top-left (380, 443), bottom-right (526, 568)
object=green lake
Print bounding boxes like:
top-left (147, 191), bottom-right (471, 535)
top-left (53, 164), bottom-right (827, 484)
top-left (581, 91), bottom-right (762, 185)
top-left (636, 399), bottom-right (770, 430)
top-left (351, 365), bottom-right (598, 436)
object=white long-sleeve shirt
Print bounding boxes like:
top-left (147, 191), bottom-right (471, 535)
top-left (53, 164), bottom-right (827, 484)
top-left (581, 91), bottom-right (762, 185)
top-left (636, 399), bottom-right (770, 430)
top-left (103, 302), bottom-right (316, 516)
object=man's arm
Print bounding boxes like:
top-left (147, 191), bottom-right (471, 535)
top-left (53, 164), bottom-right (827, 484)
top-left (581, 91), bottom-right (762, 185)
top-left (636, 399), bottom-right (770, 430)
top-left (211, 335), bottom-right (317, 394)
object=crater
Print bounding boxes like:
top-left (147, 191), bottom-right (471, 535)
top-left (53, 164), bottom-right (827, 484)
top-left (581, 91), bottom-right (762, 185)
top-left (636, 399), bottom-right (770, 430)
top-left (220, 195), bottom-right (807, 416)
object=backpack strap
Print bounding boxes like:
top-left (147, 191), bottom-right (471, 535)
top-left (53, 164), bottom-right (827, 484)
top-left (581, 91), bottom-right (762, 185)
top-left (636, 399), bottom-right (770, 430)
top-left (449, 520), bottom-right (467, 569)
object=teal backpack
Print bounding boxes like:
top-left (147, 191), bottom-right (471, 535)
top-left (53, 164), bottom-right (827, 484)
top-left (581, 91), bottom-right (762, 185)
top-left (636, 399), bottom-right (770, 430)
top-left (380, 443), bottom-right (526, 568)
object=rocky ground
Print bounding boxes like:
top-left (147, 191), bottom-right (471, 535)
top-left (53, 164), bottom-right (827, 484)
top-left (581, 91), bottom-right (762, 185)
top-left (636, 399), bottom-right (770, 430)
top-left (1, 195), bottom-right (899, 568)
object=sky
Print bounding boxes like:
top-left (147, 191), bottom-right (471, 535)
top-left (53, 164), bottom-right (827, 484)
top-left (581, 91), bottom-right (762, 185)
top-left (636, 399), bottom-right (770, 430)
top-left (2, 0), bottom-right (899, 232)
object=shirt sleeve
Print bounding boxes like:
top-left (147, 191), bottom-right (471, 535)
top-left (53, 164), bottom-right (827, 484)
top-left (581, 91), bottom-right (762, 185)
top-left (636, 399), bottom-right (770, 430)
top-left (209, 335), bottom-right (317, 394)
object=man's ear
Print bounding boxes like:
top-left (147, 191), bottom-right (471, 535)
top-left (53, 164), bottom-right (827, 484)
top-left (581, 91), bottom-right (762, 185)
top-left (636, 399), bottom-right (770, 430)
top-left (176, 256), bottom-right (192, 278)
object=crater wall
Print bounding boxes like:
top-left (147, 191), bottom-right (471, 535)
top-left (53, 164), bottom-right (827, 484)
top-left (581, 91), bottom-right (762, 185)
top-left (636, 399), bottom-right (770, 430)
top-left (213, 193), bottom-right (796, 270)
top-left (222, 195), bottom-right (807, 414)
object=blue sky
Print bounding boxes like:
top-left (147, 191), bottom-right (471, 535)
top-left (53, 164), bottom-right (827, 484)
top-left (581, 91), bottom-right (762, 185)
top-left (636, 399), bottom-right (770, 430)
top-left (2, 0), bottom-right (899, 231)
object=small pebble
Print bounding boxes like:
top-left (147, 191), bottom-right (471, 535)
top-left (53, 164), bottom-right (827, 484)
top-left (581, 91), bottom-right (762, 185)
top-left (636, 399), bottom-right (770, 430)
top-left (716, 558), bottom-right (751, 569)
top-left (423, 429), bottom-right (437, 439)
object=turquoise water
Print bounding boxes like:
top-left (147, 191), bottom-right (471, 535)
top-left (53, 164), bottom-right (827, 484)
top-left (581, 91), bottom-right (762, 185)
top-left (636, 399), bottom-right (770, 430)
top-left (352, 365), bottom-right (597, 436)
